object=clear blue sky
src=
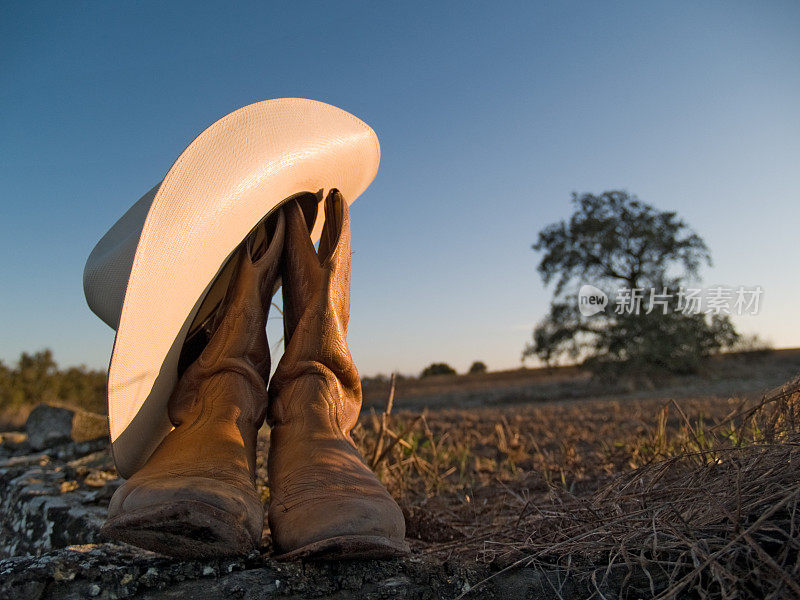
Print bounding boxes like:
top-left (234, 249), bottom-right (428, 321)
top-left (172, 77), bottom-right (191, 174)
top-left (2, 1), bottom-right (799, 376)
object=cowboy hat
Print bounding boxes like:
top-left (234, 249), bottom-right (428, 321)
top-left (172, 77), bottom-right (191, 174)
top-left (83, 98), bottom-right (380, 478)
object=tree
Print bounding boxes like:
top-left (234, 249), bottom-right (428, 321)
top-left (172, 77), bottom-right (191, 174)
top-left (420, 363), bottom-right (457, 378)
top-left (524, 191), bottom-right (739, 377)
top-left (468, 361), bottom-right (488, 374)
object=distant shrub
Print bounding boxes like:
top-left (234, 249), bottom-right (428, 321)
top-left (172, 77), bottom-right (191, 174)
top-left (420, 363), bottom-right (457, 378)
top-left (468, 361), bottom-right (488, 374)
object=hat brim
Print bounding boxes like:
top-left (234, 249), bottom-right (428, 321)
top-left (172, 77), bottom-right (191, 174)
top-left (108, 98), bottom-right (379, 478)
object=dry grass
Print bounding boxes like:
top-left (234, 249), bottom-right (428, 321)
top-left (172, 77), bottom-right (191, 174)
top-left (351, 378), bottom-right (800, 599)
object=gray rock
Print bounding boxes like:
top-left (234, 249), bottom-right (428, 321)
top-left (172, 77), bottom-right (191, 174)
top-left (0, 544), bottom-right (495, 600)
top-left (25, 404), bottom-right (109, 451)
top-left (0, 442), bottom-right (113, 558)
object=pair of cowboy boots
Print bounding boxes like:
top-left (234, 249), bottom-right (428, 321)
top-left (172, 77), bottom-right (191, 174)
top-left (100, 191), bottom-right (408, 560)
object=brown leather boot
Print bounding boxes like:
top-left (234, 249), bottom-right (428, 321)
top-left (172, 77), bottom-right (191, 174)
top-left (267, 191), bottom-right (409, 560)
top-left (100, 211), bottom-right (285, 558)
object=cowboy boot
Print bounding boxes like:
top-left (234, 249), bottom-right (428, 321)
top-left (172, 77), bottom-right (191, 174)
top-left (267, 191), bottom-right (409, 560)
top-left (100, 211), bottom-right (285, 558)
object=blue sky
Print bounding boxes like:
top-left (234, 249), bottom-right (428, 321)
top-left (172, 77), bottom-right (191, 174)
top-left (2, 1), bottom-right (799, 376)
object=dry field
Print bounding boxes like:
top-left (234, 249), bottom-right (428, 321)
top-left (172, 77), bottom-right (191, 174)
top-left (254, 351), bottom-right (800, 598)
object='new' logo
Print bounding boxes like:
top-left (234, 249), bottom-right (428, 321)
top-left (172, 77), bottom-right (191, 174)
top-left (578, 285), bottom-right (608, 316)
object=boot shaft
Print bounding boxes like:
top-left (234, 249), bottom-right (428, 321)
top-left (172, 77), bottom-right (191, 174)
top-left (166, 212), bottom-right (285, 474)
top-left (268, 192), bottom-right (361, 437)
top-left (265, 193), bottom-right (409, 559)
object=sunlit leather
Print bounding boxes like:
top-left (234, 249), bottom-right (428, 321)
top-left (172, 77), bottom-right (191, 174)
top-left (267, 192), bottom-right (408, 558)
top-left (100, 212), bottom-right (285, 558)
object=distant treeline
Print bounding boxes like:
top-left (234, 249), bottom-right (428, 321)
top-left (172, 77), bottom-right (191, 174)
top-left (0, 351), bottom-right (485, 418)
top-left (0, 350), bottom-right (107, 415)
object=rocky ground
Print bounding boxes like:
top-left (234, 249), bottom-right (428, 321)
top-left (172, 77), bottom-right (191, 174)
top-left (0, 408), bottom-right (572, 600)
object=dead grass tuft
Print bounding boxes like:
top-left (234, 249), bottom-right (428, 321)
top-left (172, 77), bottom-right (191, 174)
top-left (353, 376), bottom-right (800, 599)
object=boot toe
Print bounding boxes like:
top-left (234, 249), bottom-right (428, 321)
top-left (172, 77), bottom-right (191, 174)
top-left (269, 489), bottom-right (408, 559)
top-left (102, 475), bottom-right (264, 557)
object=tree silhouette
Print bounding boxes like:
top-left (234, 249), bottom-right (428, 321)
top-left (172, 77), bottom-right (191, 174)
top-left (524, 191), bottom-right (740, 376)
top-left (468, 361), bottom-right (487, 374)
top-left (420, 363), bottom-right (457, 378)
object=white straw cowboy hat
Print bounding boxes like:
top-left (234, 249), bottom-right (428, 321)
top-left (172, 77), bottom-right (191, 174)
top-left (83, 98), bottom-right (379, 478)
